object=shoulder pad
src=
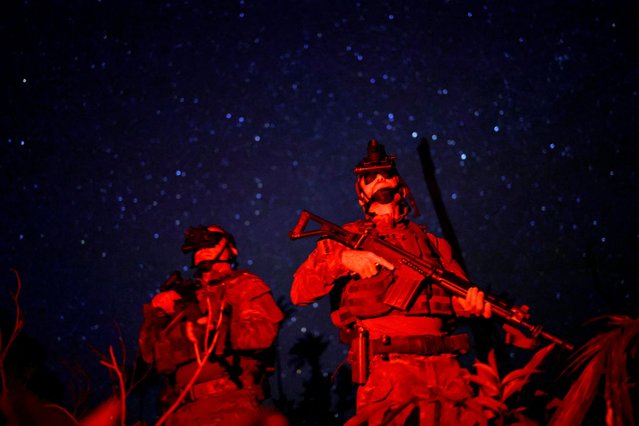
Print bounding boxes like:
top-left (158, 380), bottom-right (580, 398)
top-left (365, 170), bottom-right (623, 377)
top-left (224, 270), bottom-right (272, 301)
top-left (407, 221), bottom-right (429, 234)
top-left (426, 233), bottom-right (454, 258)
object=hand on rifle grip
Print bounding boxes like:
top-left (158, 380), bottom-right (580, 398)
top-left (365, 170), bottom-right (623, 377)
top-left (341, 249), bottom-right (395, 279)
top-left (453, 287), bottom-right (492, 318)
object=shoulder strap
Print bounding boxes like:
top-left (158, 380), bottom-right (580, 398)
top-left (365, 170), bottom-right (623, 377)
top-left (407, 222), bottom-right (442, 263)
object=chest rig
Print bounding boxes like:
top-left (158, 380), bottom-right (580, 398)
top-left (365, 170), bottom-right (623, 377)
top-left (331, 222), bottom-right (454, 327)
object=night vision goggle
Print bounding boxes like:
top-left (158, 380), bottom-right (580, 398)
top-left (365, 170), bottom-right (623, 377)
top-left (354, 138), bottom-right (398, 182)
top-left (181, 225), bottom-right (235, 254)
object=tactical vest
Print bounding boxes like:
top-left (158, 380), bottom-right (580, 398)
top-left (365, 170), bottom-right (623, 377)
top-left (331, 222), bottom-right (454, 327)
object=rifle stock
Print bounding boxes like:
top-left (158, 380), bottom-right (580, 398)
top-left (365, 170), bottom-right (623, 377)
top-left (289, 209), bottom-right (574, 351)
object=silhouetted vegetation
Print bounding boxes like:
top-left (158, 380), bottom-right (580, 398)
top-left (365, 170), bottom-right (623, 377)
top-left (1, 269), bottom-right (637, 425)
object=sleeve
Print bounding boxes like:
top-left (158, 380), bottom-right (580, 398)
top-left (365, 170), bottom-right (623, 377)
top-left (138, 303), bottom-right (168, 364)
top-left (290, 237), bottom-right (351, 306)
top-left (230, 275), bottom-right (285, 350)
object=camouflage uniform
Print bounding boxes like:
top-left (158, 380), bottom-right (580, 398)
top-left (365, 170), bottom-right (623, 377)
top-left (140, 269), bottom-right (284, 426)
top-left (291, 220), bottom-right (482, 426)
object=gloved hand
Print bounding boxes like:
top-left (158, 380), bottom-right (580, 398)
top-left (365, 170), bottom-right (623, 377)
top-left (151, 290), bottom-right (181, 315)
top-left (340, 249), bottom-right (395, 278)
top-left (453, 287), bottom-right (492, 318)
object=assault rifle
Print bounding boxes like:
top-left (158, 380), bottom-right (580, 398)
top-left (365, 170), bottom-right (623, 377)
top-left (158, 271), bottom-right (203, 336)
top-left (289, 210), bottom-right (574, 351)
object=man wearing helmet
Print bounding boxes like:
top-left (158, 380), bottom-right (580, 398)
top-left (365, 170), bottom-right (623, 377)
top-left (291, 139), bottom-right (492, 425)
top-left (139, 225), bottom-right (285, 426)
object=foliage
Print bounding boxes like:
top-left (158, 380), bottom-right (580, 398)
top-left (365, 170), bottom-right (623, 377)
top-left (0, 269), bottom-right (24, 400)
top-left (287, 332), bottom-right (337, 425)
top-left (549, 315), bottom-right (639, 426)
top-left (466, 344), bottom-right (556, 426)
top-left (1, 269), bottom-right (125, 426)
top-left (3, 268), bottom-right (638, 425)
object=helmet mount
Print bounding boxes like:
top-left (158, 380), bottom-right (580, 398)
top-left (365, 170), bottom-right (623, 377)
top-left (354, 139), bottom-right (420, 220)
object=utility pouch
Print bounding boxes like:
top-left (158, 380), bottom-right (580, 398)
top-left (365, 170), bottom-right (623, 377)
top-left (341, 270), bottom-right (394, 317)
top-left (154, 335), bottom-right (192, 374)
top-left (382, 264), bottom-right (426, 310)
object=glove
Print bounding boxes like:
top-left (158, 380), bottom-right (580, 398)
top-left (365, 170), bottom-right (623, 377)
top-left (151, 290), bottom-right (181, 315)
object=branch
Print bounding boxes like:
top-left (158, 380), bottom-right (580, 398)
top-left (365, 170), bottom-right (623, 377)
top-left (155, 299), bottom-right (227, 426)
top-left (1, 268), bottom-right (25, 398)
top-left (98, 346), bottom-right (126, 426)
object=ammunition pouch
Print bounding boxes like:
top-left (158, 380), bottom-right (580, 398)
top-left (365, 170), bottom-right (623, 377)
top-left (154, 334), bottom-right (196, 375)
top-left (336, 270), bottom-right (394, 320)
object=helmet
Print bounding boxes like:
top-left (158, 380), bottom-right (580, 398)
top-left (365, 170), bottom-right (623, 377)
top-left (181, 225), bottom-right (238, 269)
top-left (354, 139), bottom-right (419, 220)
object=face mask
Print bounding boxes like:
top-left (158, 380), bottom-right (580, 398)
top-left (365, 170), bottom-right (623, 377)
top-left (370, 187), bottom-right (399, 204)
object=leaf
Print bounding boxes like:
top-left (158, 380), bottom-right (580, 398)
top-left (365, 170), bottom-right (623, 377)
top-left (563, 333), bottom-right (608, 376)
top-left (553, 314), bottom-right (639, 426)
top-left (604, 318), bottom-right (639, 426)
top-left (502, 369), bottom-right (541, 401)
top-left (604, 315), bottom-right (634, 327)
top-left (461, 398), bottom-right (491, 426)
top-left (546, 397), bottom-right (563, 410)
top-left (488, 349), bottom-right (499, 379)
top-left (470, 395), bottom-right (508, 414)
top-left (549, 356), bottom-right (604, 426)
top-left (467, 375), bottom-right (501, 398)
top-left (382, 399), bottom-right (419, 425)
top-left (524, 343), bottom-right (556, 372)
top-left (501, 344), bottom-right (555, 401)
top-left (502, 368), bottom-right (541, 387)
top-left (509, 411), bottom-right (540, 426)
top-left (473, 360), bottom-right (501, 385)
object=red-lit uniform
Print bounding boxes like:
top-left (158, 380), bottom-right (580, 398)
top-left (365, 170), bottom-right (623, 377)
top-left (292, 220), bottom-right (482, 425)
top-left (291, 139), bottom-right (491, 425)
top-left (140, 268), bottom-right (284, 426)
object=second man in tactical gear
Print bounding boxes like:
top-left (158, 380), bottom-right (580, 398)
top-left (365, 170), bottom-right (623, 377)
top-left (139, 224), bottom-right (285, 426)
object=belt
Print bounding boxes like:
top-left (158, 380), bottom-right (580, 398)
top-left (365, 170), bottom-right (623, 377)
top-left (370, 333), bottom-right (470, 356)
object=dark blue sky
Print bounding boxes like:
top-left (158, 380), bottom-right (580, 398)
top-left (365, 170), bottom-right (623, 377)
top-left (2, 0), bottom-right (638, 421)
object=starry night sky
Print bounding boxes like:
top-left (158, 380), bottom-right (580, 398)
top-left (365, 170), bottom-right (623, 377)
top-left (2, 0), bottom-right (638, 421)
